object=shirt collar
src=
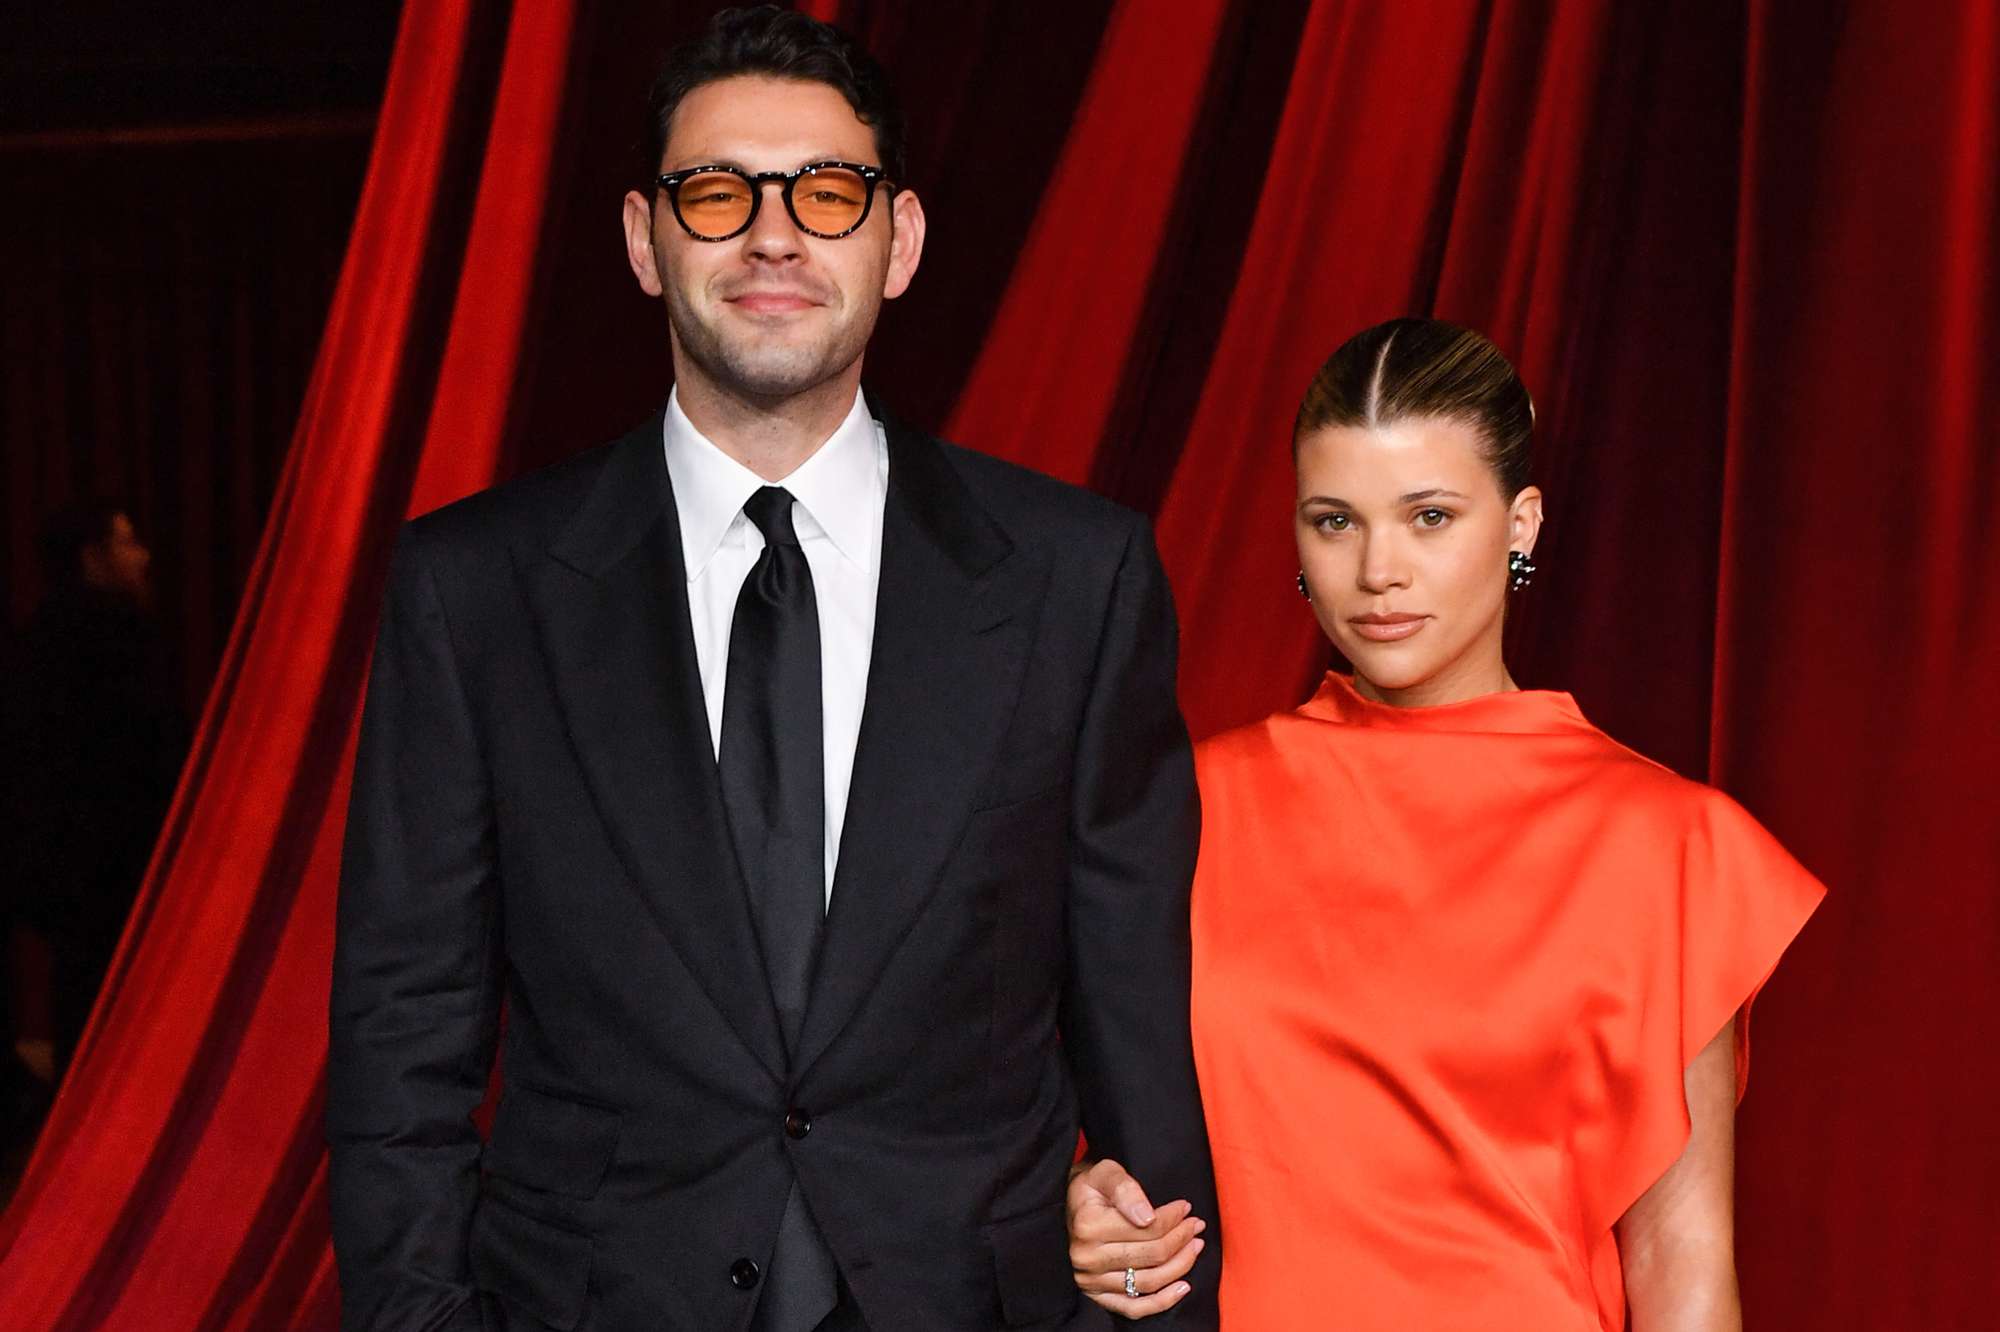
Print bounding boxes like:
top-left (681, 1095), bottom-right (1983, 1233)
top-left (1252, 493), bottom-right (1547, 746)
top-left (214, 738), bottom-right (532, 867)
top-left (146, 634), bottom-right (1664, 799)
top-left (662, 386), bottom-right (883, 581)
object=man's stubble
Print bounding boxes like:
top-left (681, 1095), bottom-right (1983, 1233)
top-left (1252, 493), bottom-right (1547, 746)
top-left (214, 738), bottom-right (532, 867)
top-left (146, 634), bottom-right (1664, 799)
top-left (663, 264), bottom-right (883, 405)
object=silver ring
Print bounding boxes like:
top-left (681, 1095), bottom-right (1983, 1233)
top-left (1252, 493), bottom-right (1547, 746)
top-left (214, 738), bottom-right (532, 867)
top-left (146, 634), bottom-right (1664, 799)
top-left (1125, 1266), bottom-right (1139, 1298)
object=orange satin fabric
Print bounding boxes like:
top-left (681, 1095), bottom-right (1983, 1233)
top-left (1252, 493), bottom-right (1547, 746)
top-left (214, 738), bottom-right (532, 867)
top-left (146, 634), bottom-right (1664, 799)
top-left (1191, 674), bottom-right (1824, 1331)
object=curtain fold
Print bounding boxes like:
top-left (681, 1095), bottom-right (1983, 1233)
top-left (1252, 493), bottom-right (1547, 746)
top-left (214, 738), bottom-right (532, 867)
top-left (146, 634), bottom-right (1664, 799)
top-left (0, 126), bottom-right (370, 717)
top-left (0, 0), bottom-right (559, 1324)
top-left (1721, 4), bottom-right (2000, 1326)
top-left (942, 0), bottom-right (1230, 482)
top-left (1, 2), bottom-right (1991, 1327)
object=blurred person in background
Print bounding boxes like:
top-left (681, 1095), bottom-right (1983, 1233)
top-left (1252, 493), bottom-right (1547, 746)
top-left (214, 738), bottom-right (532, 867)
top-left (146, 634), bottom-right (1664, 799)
top-left (2, 500), bottom-right (188, 1129)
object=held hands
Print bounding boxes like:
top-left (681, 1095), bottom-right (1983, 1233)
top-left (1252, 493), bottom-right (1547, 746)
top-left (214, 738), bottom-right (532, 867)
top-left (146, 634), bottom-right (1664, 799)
top-left (1066, 1158), bottom-right (1205, 1319)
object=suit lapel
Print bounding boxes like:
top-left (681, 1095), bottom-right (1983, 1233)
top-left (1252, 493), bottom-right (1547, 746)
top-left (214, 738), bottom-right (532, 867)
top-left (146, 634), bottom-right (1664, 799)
top-left (795, 416), bottom-right (1042, 1079)
top-left (526, 417), bottom-right (787, 1084)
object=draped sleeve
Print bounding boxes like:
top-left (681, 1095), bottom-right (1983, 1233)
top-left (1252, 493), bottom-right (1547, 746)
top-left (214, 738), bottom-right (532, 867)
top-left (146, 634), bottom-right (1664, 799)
top-left (1574, 784), bottom-right (1825, 1294)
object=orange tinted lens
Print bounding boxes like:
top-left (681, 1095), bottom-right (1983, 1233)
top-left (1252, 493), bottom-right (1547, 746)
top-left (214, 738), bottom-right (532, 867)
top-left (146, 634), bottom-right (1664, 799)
top-left (677, 171), bottom-right (753, 237)
top-left (792, 168), bottom-right (869, 234)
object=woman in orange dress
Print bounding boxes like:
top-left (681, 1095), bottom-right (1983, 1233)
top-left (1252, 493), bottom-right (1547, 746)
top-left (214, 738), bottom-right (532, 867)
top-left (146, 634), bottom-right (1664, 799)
top-left (1065, 319), bottom-right (1823, 1329)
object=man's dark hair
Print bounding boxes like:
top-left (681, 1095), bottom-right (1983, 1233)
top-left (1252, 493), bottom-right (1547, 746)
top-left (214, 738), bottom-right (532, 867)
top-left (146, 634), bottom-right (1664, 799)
top-left (38, 500), bottom-right (127, 590)
top-left (644, 5), bottom-right (906, 184)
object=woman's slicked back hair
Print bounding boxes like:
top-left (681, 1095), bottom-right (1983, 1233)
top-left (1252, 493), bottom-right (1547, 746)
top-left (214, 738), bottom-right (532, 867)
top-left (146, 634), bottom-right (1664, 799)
top-left (1295, 318), bottom-right (1535, 499)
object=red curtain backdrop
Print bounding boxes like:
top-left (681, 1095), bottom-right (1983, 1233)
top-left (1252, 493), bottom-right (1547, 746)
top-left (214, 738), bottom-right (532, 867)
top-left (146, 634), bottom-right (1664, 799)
top-left (0, 119), bottom-right (373, 716)
top-left (2, 2), bottom-right (1993, 1328)
top-left (1721, 3), bottom-right (2000, 1321)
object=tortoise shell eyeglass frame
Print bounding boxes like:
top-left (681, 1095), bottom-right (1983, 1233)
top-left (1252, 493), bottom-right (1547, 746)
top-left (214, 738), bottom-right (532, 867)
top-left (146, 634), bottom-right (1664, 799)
top-left (652, 160), bottom-right (898, 242)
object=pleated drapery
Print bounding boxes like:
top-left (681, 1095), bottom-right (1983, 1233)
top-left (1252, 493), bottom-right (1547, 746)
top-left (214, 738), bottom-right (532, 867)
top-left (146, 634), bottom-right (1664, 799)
top-left (1, 2), bottom-right (1992, 1328)
top-left (0, 2), bottom-right (570, 1325)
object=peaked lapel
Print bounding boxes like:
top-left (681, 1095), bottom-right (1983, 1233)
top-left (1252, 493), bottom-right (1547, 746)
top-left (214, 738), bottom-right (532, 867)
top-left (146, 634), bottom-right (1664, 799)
top-left (794, 414), bottom-right (1044, 1080)
top-left (525, 415), bottom-right (787, 1084)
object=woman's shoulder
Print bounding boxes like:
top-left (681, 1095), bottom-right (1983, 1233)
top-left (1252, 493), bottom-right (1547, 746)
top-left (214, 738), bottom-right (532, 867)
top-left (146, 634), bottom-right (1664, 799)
top-left (1561, 727), bottom-right (1818, 891)
top-left (1557, 720), bottom-right (1732, 822)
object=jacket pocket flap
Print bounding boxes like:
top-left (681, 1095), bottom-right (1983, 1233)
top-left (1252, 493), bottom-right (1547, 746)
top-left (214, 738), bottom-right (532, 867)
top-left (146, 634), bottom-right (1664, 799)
top-left (484, 1085), bottom-right (622, 1198)
top-left (470, 1195), bottom-right (593, 1331)
top-left (986, 1200), bottom-right (1078, 1327)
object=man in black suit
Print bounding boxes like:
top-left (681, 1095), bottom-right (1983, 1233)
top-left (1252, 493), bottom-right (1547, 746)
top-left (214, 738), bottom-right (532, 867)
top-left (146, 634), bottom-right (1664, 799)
top-left (328, 9), bottom-right (1217, 1330)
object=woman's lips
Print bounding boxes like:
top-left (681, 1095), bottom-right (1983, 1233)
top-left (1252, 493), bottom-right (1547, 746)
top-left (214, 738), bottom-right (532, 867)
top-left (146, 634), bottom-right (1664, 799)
top-left (1348, 614), bottom-right (1429, 642)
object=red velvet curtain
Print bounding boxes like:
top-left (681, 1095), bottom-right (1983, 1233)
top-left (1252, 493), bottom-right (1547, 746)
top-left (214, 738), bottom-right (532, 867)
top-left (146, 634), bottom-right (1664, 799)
top-left (0, 1), bottom-right (549, 1323)
top-left (0, 120), bottom-right (372, 715)
top-left (1722, 4), bottom-right (2000, 1321)
top-left (2, 2), bottom-right (1992, 1327)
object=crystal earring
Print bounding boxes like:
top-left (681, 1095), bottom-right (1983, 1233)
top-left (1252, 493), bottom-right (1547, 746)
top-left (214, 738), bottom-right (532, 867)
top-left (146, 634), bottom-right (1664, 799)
top-left (1508, 549), bottom-right (1537, 592)
top-left (1297, 570), bottom-right (1311, 601)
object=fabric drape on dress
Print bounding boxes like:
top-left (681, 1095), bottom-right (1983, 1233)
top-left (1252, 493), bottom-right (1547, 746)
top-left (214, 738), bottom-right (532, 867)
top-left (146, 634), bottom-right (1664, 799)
top-left (1190, 677), bottom-right (1824, 1330)
top-left (0, 2), bottom-right (1992, 1328)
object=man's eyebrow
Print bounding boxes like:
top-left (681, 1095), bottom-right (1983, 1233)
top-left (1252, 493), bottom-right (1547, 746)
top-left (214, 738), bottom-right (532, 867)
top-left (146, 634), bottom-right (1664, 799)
top-left (665, 153), bottom-right (855, 172)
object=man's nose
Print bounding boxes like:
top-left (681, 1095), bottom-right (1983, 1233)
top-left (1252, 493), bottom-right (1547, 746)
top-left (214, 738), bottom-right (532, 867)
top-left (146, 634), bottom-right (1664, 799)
top-left (742, 181), bottom-right (805, 262)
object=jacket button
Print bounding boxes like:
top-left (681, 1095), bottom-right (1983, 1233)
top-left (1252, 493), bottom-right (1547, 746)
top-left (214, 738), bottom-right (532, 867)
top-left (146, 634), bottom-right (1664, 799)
top-left (730, 1258), bottom-right (760, 1290)
top-left (784, 1108), bottom-right (812, 1140)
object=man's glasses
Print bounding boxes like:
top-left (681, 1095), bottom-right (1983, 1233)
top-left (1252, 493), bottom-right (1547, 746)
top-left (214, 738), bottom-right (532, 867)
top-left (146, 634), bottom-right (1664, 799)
top-left (654, 161), bottom-right (895, 241)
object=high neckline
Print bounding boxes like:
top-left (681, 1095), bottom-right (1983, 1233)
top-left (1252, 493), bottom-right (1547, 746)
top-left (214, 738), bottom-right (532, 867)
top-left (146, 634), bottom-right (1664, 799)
top-left (1298, 671), bottom-right (1592, 736)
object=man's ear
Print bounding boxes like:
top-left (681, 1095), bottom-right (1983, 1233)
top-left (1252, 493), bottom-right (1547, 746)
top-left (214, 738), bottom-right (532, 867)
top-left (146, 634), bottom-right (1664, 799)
top-left (623, 190), bottom-right (665, 297)
top-left (881, 189), bottom-right (926, 301)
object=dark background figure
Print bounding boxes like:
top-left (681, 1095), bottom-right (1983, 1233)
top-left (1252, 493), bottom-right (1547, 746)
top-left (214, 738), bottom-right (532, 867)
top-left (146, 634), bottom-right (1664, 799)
top-left (1, 501), bottom-right (188, 1151)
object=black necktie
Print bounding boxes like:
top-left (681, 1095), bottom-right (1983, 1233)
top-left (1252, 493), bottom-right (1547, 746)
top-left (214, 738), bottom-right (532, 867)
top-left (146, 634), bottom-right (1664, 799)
top-left (718, 486), bottom-right (837, 1331)
top-left (720, 485), bottom-right (826, 1049)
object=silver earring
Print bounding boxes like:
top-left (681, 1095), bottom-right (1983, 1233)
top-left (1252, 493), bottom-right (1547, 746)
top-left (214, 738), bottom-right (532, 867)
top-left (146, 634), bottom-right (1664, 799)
top-left (1297, 570), bottom-right (1311, 601)
top-left (1508, 549), bottom-right (1537, 592)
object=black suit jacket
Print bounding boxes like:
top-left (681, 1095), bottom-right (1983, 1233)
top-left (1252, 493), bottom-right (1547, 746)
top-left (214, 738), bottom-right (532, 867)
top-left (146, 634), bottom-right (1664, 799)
top-left (329, 407), bottom-right (1219, 1332)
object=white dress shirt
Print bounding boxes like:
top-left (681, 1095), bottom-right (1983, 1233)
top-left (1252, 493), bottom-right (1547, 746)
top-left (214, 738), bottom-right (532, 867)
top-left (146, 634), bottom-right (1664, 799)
top-left (663, 386), bottom-right (887, 907)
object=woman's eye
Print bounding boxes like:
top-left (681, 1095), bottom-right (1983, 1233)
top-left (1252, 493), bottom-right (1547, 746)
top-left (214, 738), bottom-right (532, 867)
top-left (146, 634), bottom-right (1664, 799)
top-left (1315, 512), bottom-right (1351, 532)
top-left (1415, 508), bottom-right (1450, 528)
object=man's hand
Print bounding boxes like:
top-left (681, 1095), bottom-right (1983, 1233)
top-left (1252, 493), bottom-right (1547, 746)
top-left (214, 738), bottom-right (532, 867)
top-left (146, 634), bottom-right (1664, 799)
top-left (1066, 1158), bottom-right (1205, 1319)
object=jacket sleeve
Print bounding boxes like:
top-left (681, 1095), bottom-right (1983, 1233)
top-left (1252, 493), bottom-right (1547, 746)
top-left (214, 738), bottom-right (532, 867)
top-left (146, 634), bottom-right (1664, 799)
top-left (1059, 515), bottom-right (1221, 1327)
top-left (328, 524), bottom-right (501, 1332)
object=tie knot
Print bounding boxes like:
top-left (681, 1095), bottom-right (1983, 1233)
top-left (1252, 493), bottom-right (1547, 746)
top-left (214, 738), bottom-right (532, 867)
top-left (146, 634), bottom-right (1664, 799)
top-left (743, 486), bottom-right (800, 547)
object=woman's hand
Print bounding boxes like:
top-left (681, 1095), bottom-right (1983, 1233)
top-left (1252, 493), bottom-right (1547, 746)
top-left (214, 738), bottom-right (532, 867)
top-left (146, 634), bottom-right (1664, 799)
top-left (1066, 1158), bottom-right (1206, 1318)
